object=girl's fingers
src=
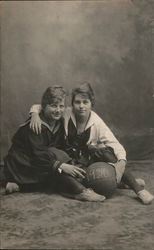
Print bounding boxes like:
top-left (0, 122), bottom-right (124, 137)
top-left (76, 167), bottom-right (86, 174)
top-left (38, 125), bottom-right (42, 134)
top-left (74, 170), bottom-right (85, 179)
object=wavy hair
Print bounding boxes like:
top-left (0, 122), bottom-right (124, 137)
top-left (71, 82), bottom-right (95, 107)
top-left (41, 86), bottom-right (66, 109)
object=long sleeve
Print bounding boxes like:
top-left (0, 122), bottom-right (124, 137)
top-left (27, 128), bottom-right (62, 175)
top-left (4, 122), bottom-right (71, 184)
top-left (97, 120), bottom-right (126, 161)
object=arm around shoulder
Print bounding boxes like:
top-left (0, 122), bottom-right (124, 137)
top-left (29, 105), bottom-right (42, 134)
top-left (29, 104), bottom-right (42, 114)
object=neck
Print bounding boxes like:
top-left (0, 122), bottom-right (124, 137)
top-left (47, 119), bottom-right (56, 127)
top-left (75, 114), bottom-right (89, 134)
top-left (75, 112), bottom-right (90, 126)
top-left (76, 115), bottom-right (88, 124)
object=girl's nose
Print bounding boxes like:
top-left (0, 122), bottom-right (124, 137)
top-left (56, 106), bottom-right (60, 112)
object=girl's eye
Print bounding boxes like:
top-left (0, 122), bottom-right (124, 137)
top-left (83, 101), bottom-right (89, 104)
top-left (50, 105), bottom-right (57, 108)
top-left (74, 101), bottom-right (80, 104)
top-left (60, 105), bottom-right (64, 109)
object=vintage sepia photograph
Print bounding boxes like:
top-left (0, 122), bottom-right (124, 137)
top-left (0, 0), bottom-right (154, 249)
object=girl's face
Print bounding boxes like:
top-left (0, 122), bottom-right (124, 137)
top-left (44, 99), bottom-right (65, 122)
top-left (72, 94), bottom-right (92, 119)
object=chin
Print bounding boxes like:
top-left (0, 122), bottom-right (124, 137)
top-left (78, 112), bottom-right (86, 117)
top-left (53, 116), bottom-right (61, 120)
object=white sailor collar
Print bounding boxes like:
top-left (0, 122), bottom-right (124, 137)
top-left (69, 109), bottom-right (95, 130)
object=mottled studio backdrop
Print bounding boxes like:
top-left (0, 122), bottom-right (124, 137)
top-left (1, 0), bottom-right (154, 163)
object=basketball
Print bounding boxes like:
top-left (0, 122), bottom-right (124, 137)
top-left (85, 162), bottom-right (117, 197)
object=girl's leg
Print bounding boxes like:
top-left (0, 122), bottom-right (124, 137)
top-left (121, 169), bottom-right (143, 194)
top-left (55, 173), bottom-right (105, 202)
top-left (56, 173), bottom-right (85, 194)
top-left (121, 169), bottom-right (154, 204)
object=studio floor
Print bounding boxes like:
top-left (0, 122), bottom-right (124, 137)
top-left (0, 160), bottom-right (154, 250)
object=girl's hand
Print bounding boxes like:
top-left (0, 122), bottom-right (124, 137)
top-left (114, 160), bottom-right (126, 184)
top-left (60, 163), bottom-right (86, 179)
top-left (30, 113), bottom-right (42, 134)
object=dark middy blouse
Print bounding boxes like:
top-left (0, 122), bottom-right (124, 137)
top-left (65, 118), bottom-right (117, 167)
top-left (4, 118), bottom-right (71, 185)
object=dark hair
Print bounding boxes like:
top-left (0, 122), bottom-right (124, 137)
top-left (41, 86), bottom-right (66, 109)
top-left (71, 82), bottom-right (95, 106)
